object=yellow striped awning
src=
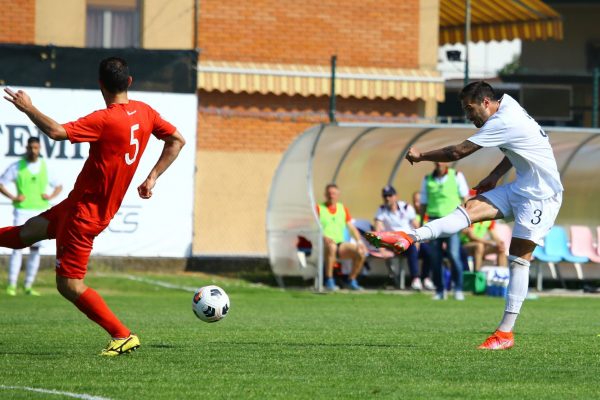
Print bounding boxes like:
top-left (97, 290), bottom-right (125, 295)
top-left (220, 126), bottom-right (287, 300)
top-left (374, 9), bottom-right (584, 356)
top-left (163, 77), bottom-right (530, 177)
top-left (440, 0), bottom-right (563, 44)
top-left (198, 61), bottom-right (445, 102)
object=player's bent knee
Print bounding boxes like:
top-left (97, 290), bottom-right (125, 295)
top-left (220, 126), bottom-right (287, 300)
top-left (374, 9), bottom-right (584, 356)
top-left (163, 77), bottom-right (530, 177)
top-left (21, 216), bottom-right (50, 245)
top-left (464, 197), bottom-right (502, 223)
top-left (55, 275), bottom-right (87, 302)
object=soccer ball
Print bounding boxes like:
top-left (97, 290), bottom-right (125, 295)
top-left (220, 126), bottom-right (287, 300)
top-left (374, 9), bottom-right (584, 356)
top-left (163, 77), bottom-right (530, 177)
top-left (192, 285), bottom-right (230, 323)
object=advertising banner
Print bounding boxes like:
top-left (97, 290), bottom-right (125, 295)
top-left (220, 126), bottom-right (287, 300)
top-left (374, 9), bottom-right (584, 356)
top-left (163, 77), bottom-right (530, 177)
top-left (0, 87), bottom-right (196, 257)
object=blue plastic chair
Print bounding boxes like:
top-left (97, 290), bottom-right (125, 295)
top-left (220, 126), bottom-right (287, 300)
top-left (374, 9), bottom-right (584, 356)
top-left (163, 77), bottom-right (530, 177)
top-left (543, 226), bottom-right (589, 264)
top-left (532, 243), bottom-right (561, 290)
top-left (533, 226), bottom-right (589, 290)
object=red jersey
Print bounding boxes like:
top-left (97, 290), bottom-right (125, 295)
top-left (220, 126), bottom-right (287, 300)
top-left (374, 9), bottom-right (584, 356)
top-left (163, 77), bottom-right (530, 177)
top-left (62, 100), bottom-right (176, 224)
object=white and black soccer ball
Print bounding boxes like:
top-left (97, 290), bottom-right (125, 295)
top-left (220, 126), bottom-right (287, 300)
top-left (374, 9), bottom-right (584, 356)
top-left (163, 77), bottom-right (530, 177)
top-left (192, 285), bottom-right (230, 323)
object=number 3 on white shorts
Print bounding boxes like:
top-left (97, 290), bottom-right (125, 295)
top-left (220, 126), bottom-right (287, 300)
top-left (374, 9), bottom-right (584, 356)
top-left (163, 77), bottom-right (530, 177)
top-left (125, 124), bottom-right (140, 165)
top-left (531, 209), bottom-right (542, 225)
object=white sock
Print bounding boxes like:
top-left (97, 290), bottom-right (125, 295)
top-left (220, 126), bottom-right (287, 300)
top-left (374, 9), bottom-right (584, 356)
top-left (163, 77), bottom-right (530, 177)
top-left (498, 255), bottom-right (530, 332)
top-left (8, 249), bottom-right (23, 286)
top-left (24, 247), bottom-right (41, 288)
top-left (498, 313), bottom-right (518, 333)
top-left (413, 207), bottom-right (471, 241)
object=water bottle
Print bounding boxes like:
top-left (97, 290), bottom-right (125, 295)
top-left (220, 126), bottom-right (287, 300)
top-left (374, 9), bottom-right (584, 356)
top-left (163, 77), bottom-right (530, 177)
top-left (467, 256), bottom-right (474, 272)
top-left (487, 273), bottom-right (499, 296)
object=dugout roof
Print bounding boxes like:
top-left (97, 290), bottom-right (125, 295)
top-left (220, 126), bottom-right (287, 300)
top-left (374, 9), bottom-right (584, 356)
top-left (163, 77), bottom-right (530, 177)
top-left (266, 123), bottom-right (600, 280)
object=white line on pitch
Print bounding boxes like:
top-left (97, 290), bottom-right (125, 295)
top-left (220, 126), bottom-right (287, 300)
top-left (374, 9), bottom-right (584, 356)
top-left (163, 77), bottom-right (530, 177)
top-left (120, 274), bottom-right (197, 292)
top-left (0, 385), bottom-right (112, 400)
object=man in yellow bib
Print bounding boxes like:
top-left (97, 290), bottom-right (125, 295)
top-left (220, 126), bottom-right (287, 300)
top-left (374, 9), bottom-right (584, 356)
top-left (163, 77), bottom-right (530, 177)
top-left (0, 137), bottom-right (62, 295)
top-left (316, 184), bottom-right (367, 290)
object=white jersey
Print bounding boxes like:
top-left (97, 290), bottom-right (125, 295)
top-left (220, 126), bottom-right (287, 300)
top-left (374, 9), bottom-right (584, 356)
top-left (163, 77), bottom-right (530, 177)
top-left (374, 201), bottom-right (416, 231)
top-left (467, 94), bottom-right (563, 200)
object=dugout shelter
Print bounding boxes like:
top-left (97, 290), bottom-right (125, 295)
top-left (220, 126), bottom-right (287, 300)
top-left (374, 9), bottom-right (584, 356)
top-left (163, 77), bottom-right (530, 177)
top-left (266, 123), bottom-right (600, 290)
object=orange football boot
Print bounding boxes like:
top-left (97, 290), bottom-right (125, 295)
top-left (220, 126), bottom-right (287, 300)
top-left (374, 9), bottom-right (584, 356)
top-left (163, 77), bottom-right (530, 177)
top-left (477, 330), bottom-right (514, 350)
top-left (364, 231), bottom-right (414, 254)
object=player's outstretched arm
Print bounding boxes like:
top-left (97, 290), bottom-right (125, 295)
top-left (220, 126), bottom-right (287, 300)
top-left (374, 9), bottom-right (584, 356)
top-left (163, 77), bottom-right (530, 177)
top-left (473, 156), bottom-right (512, 194)
top-left (3, 88), bottom-right (67, 141)
top-left (406, 140), bottom-right (481, 165)
top-left (137, 130), bottom-right (186, 199)
top-left (0, 183), bottom-right (24, 202)
top-left (42, 184), bottom-right (63, 201)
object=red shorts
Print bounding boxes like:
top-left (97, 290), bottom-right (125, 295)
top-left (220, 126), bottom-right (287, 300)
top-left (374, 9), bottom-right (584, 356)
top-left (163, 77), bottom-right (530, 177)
top-left (40, 199), bottom-right (108, 279)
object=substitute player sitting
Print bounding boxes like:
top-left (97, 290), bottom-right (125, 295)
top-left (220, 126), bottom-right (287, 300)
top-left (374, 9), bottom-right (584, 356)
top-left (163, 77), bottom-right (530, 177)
top-left (0, 57), bottom-right (186, 356)
top-left (365, 81), bottom-right (563, 350)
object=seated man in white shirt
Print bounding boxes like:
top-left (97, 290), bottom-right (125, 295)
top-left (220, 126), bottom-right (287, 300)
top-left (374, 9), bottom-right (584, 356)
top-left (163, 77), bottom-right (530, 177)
top-left (374, 185), bottom-right (422, 290)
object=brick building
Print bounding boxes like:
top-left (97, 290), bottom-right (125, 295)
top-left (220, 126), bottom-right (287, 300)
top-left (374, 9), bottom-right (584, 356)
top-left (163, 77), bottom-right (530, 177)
top-left (194, 0), bottom-right (442, 255)
top-left (0, 0), bottom-right (444, 257)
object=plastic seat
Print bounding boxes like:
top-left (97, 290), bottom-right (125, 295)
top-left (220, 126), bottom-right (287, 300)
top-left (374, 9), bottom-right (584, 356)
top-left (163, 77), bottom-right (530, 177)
top-left (484, 222), bottom-right (512, 263)
top-left (570, 226), bottom-right (600, 263)
top-left (544, 226), bottom-right (589, 264)
top-left (531, 226), bottom-right (589, 290)
top-left (597, 227), bottom-right (600, 257)
top-left (543, 226), bottom-right (588, 285)
top-left (532, 244), bottom-right (562, 264)
top-left (532, 244), bottom-right (561, 290)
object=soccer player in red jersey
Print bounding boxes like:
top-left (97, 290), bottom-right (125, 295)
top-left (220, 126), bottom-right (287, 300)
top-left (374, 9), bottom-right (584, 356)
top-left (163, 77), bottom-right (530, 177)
top-left (1, 57), bottom-right (186, 356)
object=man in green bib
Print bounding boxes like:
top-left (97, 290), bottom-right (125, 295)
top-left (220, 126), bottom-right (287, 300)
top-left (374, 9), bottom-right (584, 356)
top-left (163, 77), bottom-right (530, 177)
top-left (419, 162), bottom-right (469, 300)
top-left (0, 137), bottom-right (62, 296)
top-left (316, 184), bottom-right (367, 290)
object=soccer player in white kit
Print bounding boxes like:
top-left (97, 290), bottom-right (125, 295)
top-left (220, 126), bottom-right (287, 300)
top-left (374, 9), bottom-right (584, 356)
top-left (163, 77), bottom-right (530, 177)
top-left (365, 81), bottom-right (563, 350)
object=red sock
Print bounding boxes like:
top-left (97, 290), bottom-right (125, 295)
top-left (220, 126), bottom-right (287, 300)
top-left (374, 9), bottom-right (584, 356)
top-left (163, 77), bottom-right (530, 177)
top-left (0, 226), bottom-right (26, 249)
top-left (74, 288), bottom-right (131, 338)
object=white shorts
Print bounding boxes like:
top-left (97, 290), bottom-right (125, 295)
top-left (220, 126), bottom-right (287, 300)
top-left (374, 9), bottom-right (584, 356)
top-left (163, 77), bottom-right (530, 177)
top-left (13, 208), bottom-right (45, 248)
top-left (481, 183), bottom-right (562, 246)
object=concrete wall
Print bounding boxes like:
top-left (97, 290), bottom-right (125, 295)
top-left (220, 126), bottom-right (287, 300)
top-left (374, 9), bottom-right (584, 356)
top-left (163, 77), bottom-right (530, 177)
top-left (27, 0), bottom-right (194, 49)
top-left (419, 0), bottom-right (439, 70)
top-left (142, 0), bottom-right (193, 49)
top-left (35, 0), bottom-right (86, 47)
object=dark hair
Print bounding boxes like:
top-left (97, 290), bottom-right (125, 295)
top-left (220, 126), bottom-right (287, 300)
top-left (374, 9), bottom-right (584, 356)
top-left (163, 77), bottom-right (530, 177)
top-left (99, 57), bottom-right (130, 94)
top-left (459, 81), bottom-right (497, 104)
top-left (27, 136), bottom-right (40, 145)
top-left (325, 183), bottom-right (338, 191)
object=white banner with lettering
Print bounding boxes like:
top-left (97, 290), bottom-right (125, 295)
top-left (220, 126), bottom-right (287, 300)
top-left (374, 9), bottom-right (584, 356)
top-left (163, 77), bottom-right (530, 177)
top-left (0, 87), bottom-right (196, 257)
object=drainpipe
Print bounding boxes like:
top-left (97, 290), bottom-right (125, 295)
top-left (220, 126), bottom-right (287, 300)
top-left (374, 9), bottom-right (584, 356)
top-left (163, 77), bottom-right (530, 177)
top-left (464, 0), bottom-right (471, 88)
top-left (329, 55), bottom-right (337, 123)
top-left (593, 67), bottom-right (599, 128)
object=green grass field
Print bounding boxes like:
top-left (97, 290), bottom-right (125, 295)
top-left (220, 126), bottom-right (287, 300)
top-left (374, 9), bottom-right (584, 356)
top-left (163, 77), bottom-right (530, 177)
top-left (1, 269), bottom-right (600, 400)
